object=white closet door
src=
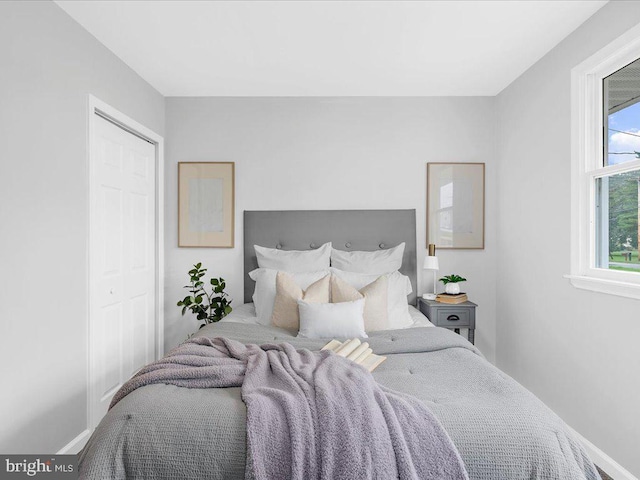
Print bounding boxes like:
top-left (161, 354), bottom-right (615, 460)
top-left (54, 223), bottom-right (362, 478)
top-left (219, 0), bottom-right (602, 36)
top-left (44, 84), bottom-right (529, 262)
top-left (90, 114), bottom-right (156, 427)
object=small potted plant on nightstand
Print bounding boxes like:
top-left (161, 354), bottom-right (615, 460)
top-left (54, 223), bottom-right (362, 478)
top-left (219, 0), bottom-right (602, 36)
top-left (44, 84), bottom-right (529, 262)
top-left (439, 274), bottom-right (467, 295)
top-left (177, 263), bottom-right (232, 329)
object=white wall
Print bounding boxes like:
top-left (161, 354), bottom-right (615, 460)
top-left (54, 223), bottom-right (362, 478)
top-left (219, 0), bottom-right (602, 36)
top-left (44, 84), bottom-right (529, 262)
top-left (0, 1), bottom-right (164, 453)
top-left (164, 97), bottom-right (497, 362)
top-left (496, 1), bottom-right (640, 476)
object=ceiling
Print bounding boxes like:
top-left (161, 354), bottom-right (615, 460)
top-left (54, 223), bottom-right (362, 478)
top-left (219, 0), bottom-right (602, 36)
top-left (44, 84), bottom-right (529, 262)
top-left (55, 0), bottom-right (607, 97)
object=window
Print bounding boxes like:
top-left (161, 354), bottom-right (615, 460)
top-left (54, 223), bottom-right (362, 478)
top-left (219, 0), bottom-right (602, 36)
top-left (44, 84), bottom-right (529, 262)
top-left (569, 25), bottom-right (640, 299)
top-left (597, 63), bottom-right (640, 271)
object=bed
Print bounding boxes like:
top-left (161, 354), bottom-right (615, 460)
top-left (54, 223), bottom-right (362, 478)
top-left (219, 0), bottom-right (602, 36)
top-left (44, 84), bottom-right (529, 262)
top-left (79, 209), bottom-right (600, 480)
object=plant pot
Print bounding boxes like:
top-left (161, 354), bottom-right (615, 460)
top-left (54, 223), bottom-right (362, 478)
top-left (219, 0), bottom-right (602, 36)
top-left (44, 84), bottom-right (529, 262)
top-left (445, 283), bottom-right (461, 295)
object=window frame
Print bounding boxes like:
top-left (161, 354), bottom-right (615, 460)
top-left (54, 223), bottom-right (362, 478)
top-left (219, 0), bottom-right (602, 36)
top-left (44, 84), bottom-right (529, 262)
top-left (568, 24), bottom-right (640, 300)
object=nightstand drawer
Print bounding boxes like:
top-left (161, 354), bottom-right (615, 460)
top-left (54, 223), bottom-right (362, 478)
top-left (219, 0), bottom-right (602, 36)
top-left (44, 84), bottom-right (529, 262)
top-left (418, 298), bottom-right (477, 344)
top-left (435, 309), bottom-right (472, 327)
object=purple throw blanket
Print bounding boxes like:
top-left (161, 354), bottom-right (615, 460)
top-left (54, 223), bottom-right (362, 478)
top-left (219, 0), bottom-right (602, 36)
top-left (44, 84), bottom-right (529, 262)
top-left (111, 337), bottom-right (468, 480)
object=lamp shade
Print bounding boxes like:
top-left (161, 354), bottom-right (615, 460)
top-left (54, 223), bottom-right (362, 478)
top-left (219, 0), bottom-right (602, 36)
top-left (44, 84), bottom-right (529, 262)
top-left (423, 256), bottom-right (439, 270)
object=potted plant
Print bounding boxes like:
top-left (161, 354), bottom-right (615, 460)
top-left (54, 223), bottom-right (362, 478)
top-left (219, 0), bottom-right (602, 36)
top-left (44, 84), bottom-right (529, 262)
top-left (177, 263), bottom-right (232, 329)
top-left (439, 274), bottom-right (467, 295)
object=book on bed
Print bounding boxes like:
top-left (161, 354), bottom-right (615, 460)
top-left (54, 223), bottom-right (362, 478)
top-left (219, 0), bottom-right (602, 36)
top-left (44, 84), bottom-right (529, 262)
top-left (322, 338), bottom-right (386, 372)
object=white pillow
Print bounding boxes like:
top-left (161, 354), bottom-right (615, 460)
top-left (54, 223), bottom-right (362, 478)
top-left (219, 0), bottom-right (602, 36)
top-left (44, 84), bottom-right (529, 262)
top-left (249, 268), bottom-right (329, 325)
top-left (297, 299), bottom-right (367, 339)
top-left (255, 242), bottom-right (331, 272)
top-left (330, 243), bottom-right (405, 274)
top-left (329, 268), bottom-right (413, 329)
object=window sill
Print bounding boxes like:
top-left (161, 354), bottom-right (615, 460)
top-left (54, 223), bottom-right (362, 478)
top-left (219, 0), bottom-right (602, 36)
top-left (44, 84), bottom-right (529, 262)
top-left (564, 274), bottom-right (640, 300)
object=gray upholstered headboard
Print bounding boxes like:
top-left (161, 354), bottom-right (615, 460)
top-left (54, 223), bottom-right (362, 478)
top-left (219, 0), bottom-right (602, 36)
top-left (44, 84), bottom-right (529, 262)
top-left (244, 209), bottom-right (417, 305)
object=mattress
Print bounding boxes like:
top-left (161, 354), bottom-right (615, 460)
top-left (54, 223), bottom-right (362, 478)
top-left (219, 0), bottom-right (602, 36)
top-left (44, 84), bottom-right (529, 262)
top-left (220, 302), bottom-right (435, 328)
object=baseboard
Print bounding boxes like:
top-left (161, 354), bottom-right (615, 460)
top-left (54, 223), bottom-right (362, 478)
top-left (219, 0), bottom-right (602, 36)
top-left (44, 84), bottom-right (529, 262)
top-left (570, 427), bottom-right (638, 480)
top-left (57, 429), bottom-right (91, 455)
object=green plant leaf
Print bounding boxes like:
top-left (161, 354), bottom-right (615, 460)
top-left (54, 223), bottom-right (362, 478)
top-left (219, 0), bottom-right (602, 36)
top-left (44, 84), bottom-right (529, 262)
top-left (439, 274), bottom-right (467, 284)
top-left (178, 262), bottom-right (232, 325)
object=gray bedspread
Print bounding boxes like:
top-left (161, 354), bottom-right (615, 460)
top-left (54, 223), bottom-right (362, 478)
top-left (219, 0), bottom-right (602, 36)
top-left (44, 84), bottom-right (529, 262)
top-left (79, 323), bottom-right (601, 480)
top-left (106, 336), bottom-right (468, 480)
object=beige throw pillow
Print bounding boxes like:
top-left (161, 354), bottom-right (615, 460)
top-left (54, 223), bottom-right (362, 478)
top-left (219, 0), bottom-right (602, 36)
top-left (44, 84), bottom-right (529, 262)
top-left (330, 274), bottom-right (389, 331)
top-left (271, 272), bottom-right (330, 330)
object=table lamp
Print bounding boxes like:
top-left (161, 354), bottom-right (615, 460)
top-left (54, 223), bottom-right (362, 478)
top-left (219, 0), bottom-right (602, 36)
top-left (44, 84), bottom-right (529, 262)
top-left (423, 244), bottom-right (439, 300)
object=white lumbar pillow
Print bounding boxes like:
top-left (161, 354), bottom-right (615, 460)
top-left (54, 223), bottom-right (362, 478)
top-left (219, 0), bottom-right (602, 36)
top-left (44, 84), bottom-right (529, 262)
top-left (297, 299), bottom-right (367, 339)
top-left (330, 274), bottom-right (388, 331)
top-left (254, 242), bottom-right (331, 272)
top-left (330, 243), bottom-right (405, 274)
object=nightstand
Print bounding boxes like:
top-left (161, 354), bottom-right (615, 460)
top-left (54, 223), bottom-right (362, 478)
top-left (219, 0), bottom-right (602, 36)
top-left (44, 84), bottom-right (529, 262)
top-left (417, 298), bottom-right (477, 345)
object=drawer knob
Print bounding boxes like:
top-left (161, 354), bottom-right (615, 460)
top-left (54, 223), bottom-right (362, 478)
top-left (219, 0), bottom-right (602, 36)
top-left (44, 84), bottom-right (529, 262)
top-left (447, 315), bottom-right (460, 321)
